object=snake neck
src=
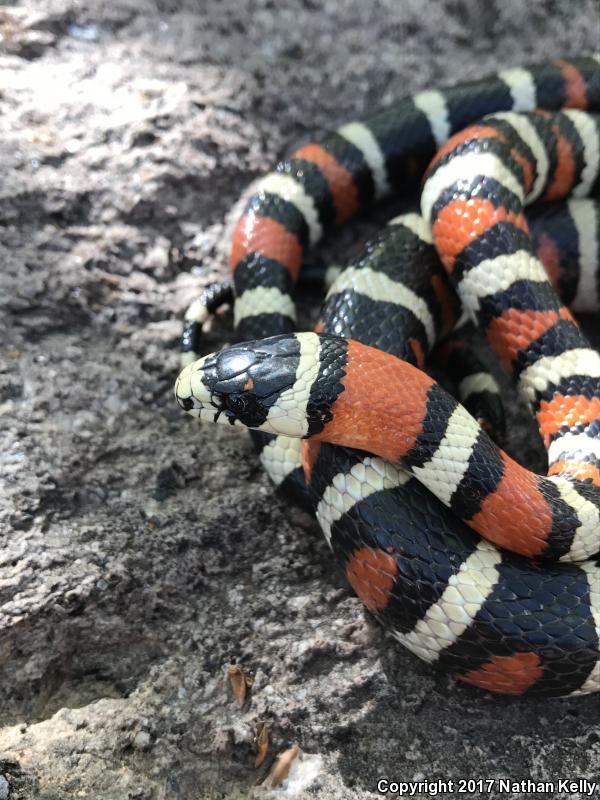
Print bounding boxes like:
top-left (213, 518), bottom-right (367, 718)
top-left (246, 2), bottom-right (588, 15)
top-left (310, 337), bottom-right (437, 461)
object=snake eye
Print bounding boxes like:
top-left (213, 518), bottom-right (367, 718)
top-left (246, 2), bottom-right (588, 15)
top-left (226, 394), bottom-right (252, 416)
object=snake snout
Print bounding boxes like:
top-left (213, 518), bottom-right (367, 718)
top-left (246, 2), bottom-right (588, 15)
top-left (174, 356), bottom-right (212, 416)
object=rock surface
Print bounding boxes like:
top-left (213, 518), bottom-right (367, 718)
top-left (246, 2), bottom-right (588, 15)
top-left (1, 1), bottom-right (599, 798)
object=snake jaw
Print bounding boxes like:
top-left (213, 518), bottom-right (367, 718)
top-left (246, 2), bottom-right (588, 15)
top-left (210, 395), bottom-right (241, 426)
top-left (209, 393), bottom-right (224, 424)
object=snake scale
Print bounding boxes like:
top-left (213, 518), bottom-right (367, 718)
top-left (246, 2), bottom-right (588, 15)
top-left (176, 56), bottom-right (600, 696)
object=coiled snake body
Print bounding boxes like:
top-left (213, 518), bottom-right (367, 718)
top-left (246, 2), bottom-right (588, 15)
top-left (176, 57), bottom-right (600, 696)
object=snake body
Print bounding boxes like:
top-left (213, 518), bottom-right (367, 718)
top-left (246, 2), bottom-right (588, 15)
top-left (176, 58), bottom-right (600, 696)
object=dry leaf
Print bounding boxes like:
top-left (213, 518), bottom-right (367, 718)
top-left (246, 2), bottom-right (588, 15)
top-left (255, 719), bottom-right (269, 767)
top-left (268, 745), bottom-right (301, 788)
top-left (226, 664), bottom-right (248, 706)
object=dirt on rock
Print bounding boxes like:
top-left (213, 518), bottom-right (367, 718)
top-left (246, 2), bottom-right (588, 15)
top-left (1, 1), bottom-right (599, 799)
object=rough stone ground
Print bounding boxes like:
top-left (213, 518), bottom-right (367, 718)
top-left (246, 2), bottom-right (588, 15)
top-left (0, 1), bottom-right (599, 798)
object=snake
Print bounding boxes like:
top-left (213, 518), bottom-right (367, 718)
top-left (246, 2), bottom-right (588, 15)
top-left (175, 57), bottom-right (600, 696)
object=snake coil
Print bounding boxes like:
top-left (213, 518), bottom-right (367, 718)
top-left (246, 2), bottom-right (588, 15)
top-left (177, 57), bottom-right (600, 697)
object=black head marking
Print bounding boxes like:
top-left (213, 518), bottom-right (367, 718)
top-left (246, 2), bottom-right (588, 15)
top-left (199, 334), bottom-right (303, 428)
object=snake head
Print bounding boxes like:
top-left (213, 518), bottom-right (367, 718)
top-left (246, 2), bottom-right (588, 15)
top-left (174, 333), bottom-right (315, 436)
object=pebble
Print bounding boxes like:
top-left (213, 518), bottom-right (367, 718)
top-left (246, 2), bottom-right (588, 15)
top-left (134, 731), bottom-right (152, 750)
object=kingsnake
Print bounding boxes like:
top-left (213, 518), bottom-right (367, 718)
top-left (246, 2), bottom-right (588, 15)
top-left (175, 57), bottom-right (600, 697)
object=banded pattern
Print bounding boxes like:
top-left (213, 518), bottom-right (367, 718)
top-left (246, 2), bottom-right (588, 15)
top-left (422, 111), bottom-right (600, 552)
top-left (229, 57), bottom-right (600, 341)
top-left (528, 199), bottom-right (600, 313)
top-left (176, 328), bottom-right (600, 695)
top-left (307, 218), bottom-right (597, 693)
top-left (176, 57), bottom-right (600, 696)
top-left (176, 217), bottom-right (600, 694)
top-left (309, 445), bottom-right (599, 696)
